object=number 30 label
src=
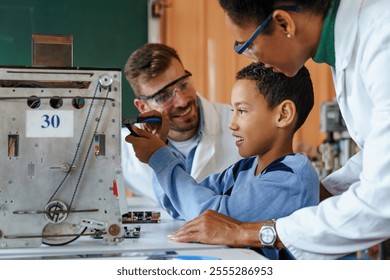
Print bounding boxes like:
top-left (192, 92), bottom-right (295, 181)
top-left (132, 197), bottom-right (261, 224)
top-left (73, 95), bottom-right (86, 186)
top-left (26, 110), bottom-right (74, 138)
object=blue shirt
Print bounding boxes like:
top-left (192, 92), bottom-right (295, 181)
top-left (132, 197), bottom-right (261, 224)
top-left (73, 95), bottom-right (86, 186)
top-left (149, 147), bottom-right (319, 222)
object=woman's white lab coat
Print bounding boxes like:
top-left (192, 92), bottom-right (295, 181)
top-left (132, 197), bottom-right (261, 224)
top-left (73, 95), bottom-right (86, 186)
top-left (277, 0), bottom-right (390, 259)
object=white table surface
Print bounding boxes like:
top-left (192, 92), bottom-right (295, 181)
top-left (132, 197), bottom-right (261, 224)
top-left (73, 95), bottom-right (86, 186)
top-left (0, 197), bottom-right (266, 260)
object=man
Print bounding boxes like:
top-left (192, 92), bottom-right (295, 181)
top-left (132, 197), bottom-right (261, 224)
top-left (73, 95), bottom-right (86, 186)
top-left (169, 0), bottom-right (390, 260)
top-left (126, 63), bottom-right (318, 260)
top-left (121, 43), bottom-right (241, 202)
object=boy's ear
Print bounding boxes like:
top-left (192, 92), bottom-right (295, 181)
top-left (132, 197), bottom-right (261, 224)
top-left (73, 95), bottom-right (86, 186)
top-left (276, 100), bottom-right (296, 128)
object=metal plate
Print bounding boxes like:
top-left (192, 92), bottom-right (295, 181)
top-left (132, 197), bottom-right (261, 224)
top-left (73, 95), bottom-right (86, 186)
top-left (0, 66), bottom-right (126, 248)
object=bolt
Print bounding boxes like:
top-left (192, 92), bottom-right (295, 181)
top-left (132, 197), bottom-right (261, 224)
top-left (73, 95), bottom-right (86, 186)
top-left (108, 224), bottom-right (121, 236)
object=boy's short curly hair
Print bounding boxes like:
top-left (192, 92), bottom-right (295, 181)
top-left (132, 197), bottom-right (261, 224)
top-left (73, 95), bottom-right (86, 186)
top-left (236, 62), bottom-right (314, 132)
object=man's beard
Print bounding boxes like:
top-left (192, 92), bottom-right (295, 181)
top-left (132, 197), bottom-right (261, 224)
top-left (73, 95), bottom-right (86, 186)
top-left (168, 102), bottom-right (199, 132)
top-left (169, 114), bottom-right (198, 132)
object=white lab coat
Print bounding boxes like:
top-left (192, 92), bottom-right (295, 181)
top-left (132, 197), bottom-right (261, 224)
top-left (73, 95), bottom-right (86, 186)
top-left (120, 94), bottom-right (241, 203)
top-left (277, 0), bottom-right (390, 259)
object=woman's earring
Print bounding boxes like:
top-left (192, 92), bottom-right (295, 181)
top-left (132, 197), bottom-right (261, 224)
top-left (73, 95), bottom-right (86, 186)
top-left (287, 34), bottom-right (292, 38)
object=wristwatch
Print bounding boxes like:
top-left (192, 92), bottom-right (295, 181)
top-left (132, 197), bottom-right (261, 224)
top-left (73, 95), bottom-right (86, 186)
top-left (259, 219), bottom-right (277, 248)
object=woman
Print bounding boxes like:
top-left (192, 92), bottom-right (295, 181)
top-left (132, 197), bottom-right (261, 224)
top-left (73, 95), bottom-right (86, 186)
top-left (168, 0), bottom-right (390, 260)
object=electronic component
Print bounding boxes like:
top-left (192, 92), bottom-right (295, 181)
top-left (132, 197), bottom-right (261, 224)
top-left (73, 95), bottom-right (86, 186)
top-left (123, 225), bottom-right (141, 238)
top-left (91, 225), bottom-right (141, 239)
top-left (122, 211), bottom-right (161, 224)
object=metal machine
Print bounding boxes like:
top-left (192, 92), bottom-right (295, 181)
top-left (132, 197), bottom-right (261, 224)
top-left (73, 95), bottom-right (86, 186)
top-left (0, 66), bottom-right (127, 248)
top-left (317, 101), bottom-right (357, 179)
top-left (318, 101), bottom-right (390, 259)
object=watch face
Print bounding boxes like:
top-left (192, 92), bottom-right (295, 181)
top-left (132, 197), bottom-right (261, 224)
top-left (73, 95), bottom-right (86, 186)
top-left (261, 227), bottom-right (275, 244)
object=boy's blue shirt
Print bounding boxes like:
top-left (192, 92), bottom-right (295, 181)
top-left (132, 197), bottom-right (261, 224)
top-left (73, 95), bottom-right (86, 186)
top-left (149, 146), bottom-right (319, 223)
top-left (149, 147), bottom-right (319, 260)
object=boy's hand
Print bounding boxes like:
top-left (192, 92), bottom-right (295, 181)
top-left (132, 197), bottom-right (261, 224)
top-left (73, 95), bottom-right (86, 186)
top-left (137, 110), bottom-right (169, 143)
top-left (125, 126), bottom-right (166, 163)
top-left (124, 110), bottom-right (169, 163)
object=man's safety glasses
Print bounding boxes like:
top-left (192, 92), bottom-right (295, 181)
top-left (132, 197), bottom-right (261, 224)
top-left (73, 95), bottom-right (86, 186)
top-left (137, 70), bottom-right (193, 107)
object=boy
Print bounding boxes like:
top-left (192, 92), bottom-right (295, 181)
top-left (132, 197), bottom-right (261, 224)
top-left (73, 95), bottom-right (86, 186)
top-left (121, 43), bottom-right (241, 202)
top-left (126, 62), bottom-right (319, 224)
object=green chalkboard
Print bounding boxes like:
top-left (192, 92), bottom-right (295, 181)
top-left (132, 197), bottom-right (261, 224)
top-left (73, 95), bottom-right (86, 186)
top-left (0, 0), bottom-right (148, 119)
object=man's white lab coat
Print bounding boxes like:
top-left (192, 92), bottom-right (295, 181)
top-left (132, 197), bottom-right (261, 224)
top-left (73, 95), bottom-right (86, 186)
top-left (120, 94), bottom-right (241, 203)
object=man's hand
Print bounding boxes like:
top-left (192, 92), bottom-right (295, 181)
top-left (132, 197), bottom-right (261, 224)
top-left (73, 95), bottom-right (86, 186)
top-left (168, 210), bottom-right (263, 248)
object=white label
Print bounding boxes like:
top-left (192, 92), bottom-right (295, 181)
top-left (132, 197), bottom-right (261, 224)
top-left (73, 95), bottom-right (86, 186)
top-left (26, 110), bottom-right (74, 138)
